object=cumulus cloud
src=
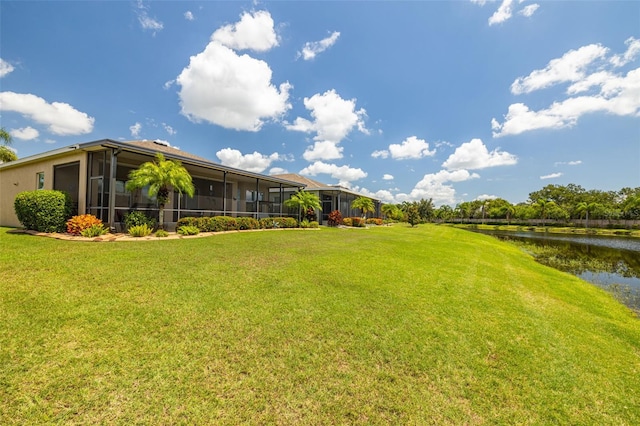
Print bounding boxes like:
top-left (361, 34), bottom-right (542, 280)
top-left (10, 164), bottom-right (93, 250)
top-left (476, 194), bottom-right (498, 201)
top-left (540, 172), bottom-right (563, 180)
top-left (442, 138), bottom-right (517, 170)
top-left (135, 0), bottom-right (163, 34)
top-left (493, 39), bottom-right (640, 137)
top-left (610, 37), bottom-right (640, 67)
top-left (10, 126), bottom-right (39, 140)
top-left (383, 136), bottom-right (436, 160)
top-left (398, 169), bottom-right (480, 206)
top-left (211, 10), bottom-right (279, 52)
top-left (519, 4), bottom-right (539, 17)
top-left (0, 92), bottom-right (94, 135)
top-left (488, 0), bottom-right (513, 26)
top-left (510, 44), bottom-right (609, 95)
top-left (216, 148), bottom-right (281, 173)
top-left (371, 149), bottom-right (389, 159)
top-left (0, 58), bottom-right (14, 78)
top-left (350, 186), bottom-right (396, 203)
top-left (269, 167), bottom-right (288, 175)
top-left (184, 11), bottom-right (194, 21)
top-left (286, 89), bottom-right (367, 161)
top-left (299, 161), bottom-right (367, 184)
top-left (176, 41), bottom-right (291, 131)
top-left (130, 122), bottom-right (142, 138)
top-left (383, 174), bottom-right (394, 180)
top-left (298, 31), bottom-right (341, 60)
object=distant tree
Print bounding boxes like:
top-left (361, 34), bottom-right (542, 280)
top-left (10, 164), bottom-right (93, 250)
top-left (416, 198), bottom-right (435, 222)
top-left (622, 195), bottom-right (640, 220)
top-left (381, 203), bottom-right (402, 221)
top-left (406, 204), bottom-right (420, 227)
top-left (0, 146), bottom-right (17, 163)
top-left (576, 202), bottom-right (600, 229)
top-left (351, 196), bottom-right (375, 219)
top-left (0, 128), bottom-right (17, 163)
top-left (534, 199), bottom-right (556, 225)
top-left (284, 190), bottom-right (321, 223)
top-left (126, 153), bottom-right (195, 230)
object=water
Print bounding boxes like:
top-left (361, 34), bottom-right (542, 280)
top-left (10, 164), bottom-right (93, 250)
top-left (471, 229), bottom-right (640, 312)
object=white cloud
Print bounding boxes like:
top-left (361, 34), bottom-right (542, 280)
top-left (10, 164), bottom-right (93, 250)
top-left (10, 126), bottom-right (39, 140)
top-left (135, 0), bottom-right (163, 34)
top-left (350, 186), bottom-right (395, 203)
top-left (555, 160), bottom-right (582, 166)
top-left (162, 123), bottom-right (176, 135)
top-left (476, 194), bottom-right (497, 201)
top-left (386, 136), bottom-right (435, 160)
top-left (286, 89), bottom-right (367, 161)
top-left (400, 169), bottom-right (480, 206)
top-left (176, 41), bottom-right (291, 131)
top-left (184, 11), bottom-right (194, 21)
top-left (299, 31), bottom-right (341, 60)
top-left (610, 37), bottom-right (640, 67)
top-left (299, 161), bottom-right (367, 183)
top-left (0, 58), bottom-right (14, 78)
top-left (383, 174), bottom-right (394, 180)
top-left (0, 91), bottom-right (94, 135)
top-left (269, 167), bottom-right (288, 175)
top-left (163, 80), bottom-right (175, 90)
top-left (540, 172), bottom-right (563, 180)
top-left (518, 4), bottom-right (539, 17)
top-left (493, 68), bottom-right (640, 136)
top-left (211, 10), bottom-right (279, 52)
top-left (510, 44), bottom-right (609, 95)
top-left (303, 141), bottom-right (343, 161)
top-left (442, 138), bottom-right (517, 170)
top-left (488, 0), bottom-right (513, 26)
top-left (130, 122), bottom-right (142, 138)
top-left (216, 148), bottom-right (281, 173)
top-left (371, 150), bottom-right (389, 159)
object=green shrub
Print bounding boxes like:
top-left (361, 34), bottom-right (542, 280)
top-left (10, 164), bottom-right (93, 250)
top-left (80, 224), bottom-right (108, 237)
top-left (14, 190), bottom-right (72, 232)
top-left (177, 225), bottom-right (200, 236)
top-left (309, 221), bottom-right (319, 228)
top-left (176, 217), bottom-right (198, 229)
top-left (128, 224), bottom-right (153, 237)
top-left (236, 217), bottom-right (259, 230)
top-left (300, 219), bottom-right (311, 228)
top-left (351, 217), bottom-right (365, 227)
top-left (66, 214), bottom-right (103, 235)
top-left (155, 229), bottom-right (169, 238)
top-left (211, 216), bottom-right (238, 231)
top-left (124, 211), bottom-right (156, 231)
top-left (259, 217), bottom-right (276, 229)
top-left (278, 217), bottom-right (298, 228)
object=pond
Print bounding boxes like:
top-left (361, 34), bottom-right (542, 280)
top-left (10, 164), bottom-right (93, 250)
top-left (471, 229), bottom-right (640, 313)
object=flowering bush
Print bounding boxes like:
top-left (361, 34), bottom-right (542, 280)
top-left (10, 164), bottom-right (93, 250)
top-left (327, 210), bottom-right (343, 226)
top-left (66, 214), bottom-right (103, 235)
top-left (365, 218), bottom-right (383, 226)
top-left (342, 218), bottom-right (352, 227)
top-left (236, 217), bottom-right (260, 230)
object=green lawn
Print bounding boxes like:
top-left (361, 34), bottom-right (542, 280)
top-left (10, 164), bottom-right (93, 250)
top-left (1, 225), bottom-right (638, 424)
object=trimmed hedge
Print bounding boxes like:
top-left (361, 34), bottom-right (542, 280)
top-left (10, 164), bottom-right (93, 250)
top-left (14, 190), bottom-right (72, 232)
top-left (176, 216), bottom-right (299, 232)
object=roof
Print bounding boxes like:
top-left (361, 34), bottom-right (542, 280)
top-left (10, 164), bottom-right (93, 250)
top-left (272, 173), bottom-right (380, 202)
top-left (0, 139), bottom-right (305, 188)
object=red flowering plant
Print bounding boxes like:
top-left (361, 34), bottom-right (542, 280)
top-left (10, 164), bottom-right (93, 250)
top-left (66, 214), bottom-right (103, 235)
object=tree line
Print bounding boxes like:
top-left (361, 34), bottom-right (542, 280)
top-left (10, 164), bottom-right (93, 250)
top-left (382, 184), bottom-right (640, 226)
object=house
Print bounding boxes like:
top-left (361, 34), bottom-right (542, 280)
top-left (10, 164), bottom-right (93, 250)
top-left (0, 139), bottom-right (305, 230)
top-left (271, 173), bottom-right (381, 224)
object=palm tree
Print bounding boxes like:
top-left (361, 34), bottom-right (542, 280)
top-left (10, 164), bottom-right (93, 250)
top-left (125, 153), bottom-right (195, 230)
top-left (0, 127), bottom-right (17, 163)
top-left (576, 202), bottom-right (600, 229)
top-left (535, 199), bottom-right (555, 227)
top-left (351, 196), bottom-right (375, 219)
top-left (284, 190), bottom-right (321, 223)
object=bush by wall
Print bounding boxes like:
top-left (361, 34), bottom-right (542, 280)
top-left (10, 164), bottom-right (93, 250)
top-left (177, 215), bottom-right (298, 232)
top-left (66, 214), bottom-right (103, 235)
top-left (14, 190), bottom-right (72, 232)
top-left (124, 211), bottom-right (156, 231)
top-left (236, 217), bottom-right (260, 230)
top-left (365, 218), bottom-right (383, 226)
top-left (328, 210), bottom-right (343, 227)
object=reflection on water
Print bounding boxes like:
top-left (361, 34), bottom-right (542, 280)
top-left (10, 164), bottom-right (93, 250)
top-left (472, 229), bottom-right (640, 313)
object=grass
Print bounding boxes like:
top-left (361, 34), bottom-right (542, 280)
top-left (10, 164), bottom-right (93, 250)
top-left (1, 225), bottom-right (639, 424)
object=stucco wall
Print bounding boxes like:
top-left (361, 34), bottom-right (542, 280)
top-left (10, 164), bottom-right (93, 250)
top-left (0, 152), bottom-right (87, 227)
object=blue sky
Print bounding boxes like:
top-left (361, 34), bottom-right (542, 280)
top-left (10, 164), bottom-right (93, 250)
top-left (1, 0), bottom-right (638, 205)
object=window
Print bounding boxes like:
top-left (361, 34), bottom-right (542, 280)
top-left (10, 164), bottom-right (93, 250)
top-left (36, 172), bottom-right (44, 190)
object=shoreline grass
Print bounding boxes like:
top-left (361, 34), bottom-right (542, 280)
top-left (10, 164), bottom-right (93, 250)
top-left (1, 225), bottom-right (639, 424)
top-left (447, 223), bottom-right (640, 238)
